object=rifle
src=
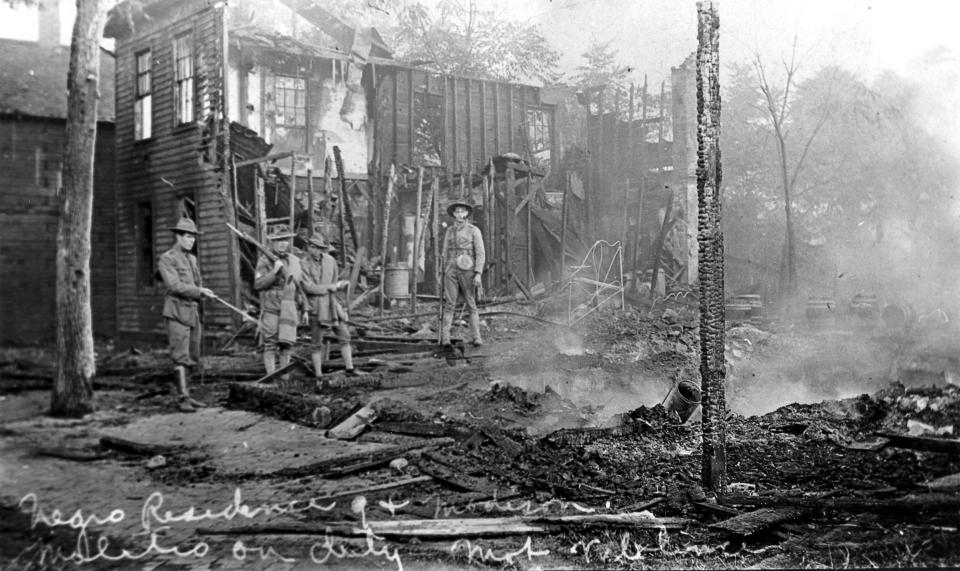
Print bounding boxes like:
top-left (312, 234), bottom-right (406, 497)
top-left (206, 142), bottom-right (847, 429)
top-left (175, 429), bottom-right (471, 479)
top-left (227, 223), bottom-right (313, 320)
top-left (209, 293), bottom-right (262, 328)
top-left (226, 222), bottom-right (278, 264)
top-left (226, 222), bottom-right (296, 284)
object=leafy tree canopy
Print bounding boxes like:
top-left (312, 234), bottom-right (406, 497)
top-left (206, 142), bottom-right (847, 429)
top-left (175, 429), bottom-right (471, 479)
top-left (390, 0), bottom-right (559, 83)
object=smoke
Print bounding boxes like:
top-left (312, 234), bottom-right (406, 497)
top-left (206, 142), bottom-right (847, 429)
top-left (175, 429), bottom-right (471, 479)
top-left (725, 326), bottom-right (897, 417)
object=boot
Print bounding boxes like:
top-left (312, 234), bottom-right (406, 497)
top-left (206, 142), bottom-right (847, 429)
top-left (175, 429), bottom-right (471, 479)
top-left (342, 344), bottom-right (366, 377)
top-left (177, 366), bottom-right (207, 408)
top-left (440, 311), bottom-right (454, 346)
top-left (469, 312), bottom-right (483, 347)
top-left (311, 351), bottom-right (324, 379)
top-left (262, 349), bottom-right (277, 376)
top-left (278, 349), bottom-right (292, 381)
top-left (173, 366), bottom-right (195, 413)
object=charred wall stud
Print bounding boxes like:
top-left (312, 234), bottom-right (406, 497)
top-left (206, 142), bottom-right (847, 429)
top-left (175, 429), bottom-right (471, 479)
top-left (696, 0), bottom-right (726, 494)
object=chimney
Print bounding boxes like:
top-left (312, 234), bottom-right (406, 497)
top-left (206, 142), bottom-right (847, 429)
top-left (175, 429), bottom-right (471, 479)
top-left (37, 0), bottom-right (61, 48)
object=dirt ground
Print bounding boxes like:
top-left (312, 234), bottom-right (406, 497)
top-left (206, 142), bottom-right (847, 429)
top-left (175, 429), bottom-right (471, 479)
top-left (1, 300), bottom-right (959, 570)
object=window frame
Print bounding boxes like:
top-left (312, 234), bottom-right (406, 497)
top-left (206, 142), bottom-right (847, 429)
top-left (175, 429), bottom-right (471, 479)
top-left (134, 49), bottom-right (153, 140)
top-left (173, 33), bottom-right (195, 126)
top-left (526, 105), bottom-right (553, 155)
top-left (273, 74), bottom-right (308, 152)
top-left (410, 72), bottom-right (444, 167)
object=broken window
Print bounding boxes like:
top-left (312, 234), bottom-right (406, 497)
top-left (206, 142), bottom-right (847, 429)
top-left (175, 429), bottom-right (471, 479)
top-left (177, 194), bottom-right (197, 223)
top-left (413, 74), bottom-right (443, 166)
top-left (173, 34), bottom-right (194, 125)
top-left (134, 49), bottom-right (152, 140)
top-left (274, 75), bottom-right (307, 152)
top-left (527, 107), bottom-right (552, 154)
top-left (135, 200), bottom-right (155, 290)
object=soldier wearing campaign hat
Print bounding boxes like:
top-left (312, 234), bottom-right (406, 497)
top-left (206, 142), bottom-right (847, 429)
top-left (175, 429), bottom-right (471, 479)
top-left (440, 200), bottom-right (486, 346)
top-left (300, 234), bottom-right (364, 387)
top-left (157, 217), bottom-right (214, 412)
top-left (254, 226), bottom-right (303, 377)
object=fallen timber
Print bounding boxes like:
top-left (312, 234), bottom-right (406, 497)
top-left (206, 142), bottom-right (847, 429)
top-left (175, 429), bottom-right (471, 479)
top-left (227, 382), bottom-right (359, 429)
top-left (709, 507), bottom-right (808, 536)
top-left (196, 512), bottom-right (690, 539)
top-left (321, 438), bottom-right (456, 478)
top-left (99, 436), bottom-right (183, 456)
top-left (875, 432), bottom-right (960, 455)
top-left (269, 439), bottom-right (454, 479)
top-left (721, 493), bottom-right (960, 514)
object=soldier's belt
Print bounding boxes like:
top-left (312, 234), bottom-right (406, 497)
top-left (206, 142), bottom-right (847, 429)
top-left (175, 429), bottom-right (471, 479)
top-left (446, 253), bottom-right (474, 270)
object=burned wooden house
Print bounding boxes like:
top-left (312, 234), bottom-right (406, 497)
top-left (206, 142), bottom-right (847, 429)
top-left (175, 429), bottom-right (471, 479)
top-left (0, 0), bottom-right (116, 344)
top-left (104, 0), bottom-right (572, 338)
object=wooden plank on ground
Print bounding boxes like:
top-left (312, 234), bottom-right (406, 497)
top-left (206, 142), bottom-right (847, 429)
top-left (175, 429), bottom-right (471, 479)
top-left (99, 436), bottom-right (181, 456)
top-left (417, 457), bottom-right (501, 494)
top-left (693, 501), bottom-right (740, 517)
top-left (253, 361), bottom-right (304, 384)
top-left (326, 404), bottom-right (377, 440)
top-left (876, 432), bottom-right (960, 455)
top-left (269, 441), bottom-right (444, 479)
top-left (198, 512), bottom-right (688, 539)
top-left (321, 438), bottom-right (455, 479)
top-left (926, 472), bottom-right (960, 492)
top-left (530, 512), bottom-right (689, 529)
top-left (721, 493), bottom-right (960, 514)
top-left (709, 507), bottom-right (807, 536)
top-left (619, 497), bottom-right (666, 513)
top-left (226, 382), bottom-right (359, 430)
top-left (36, 447), bottom-right (112, 462)
top-left (374, 422), bottom-right (466, 439)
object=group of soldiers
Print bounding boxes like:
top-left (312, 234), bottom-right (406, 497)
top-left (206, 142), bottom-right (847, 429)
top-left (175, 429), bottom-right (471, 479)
top-left (156, 199), bottom-right (486, 413)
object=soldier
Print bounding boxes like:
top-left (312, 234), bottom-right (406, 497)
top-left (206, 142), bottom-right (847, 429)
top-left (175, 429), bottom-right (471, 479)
top-left (254, 228), bottom-right (302, 376)
top-left (157, 217), bottom-right (215, 412)
top-left (300, 234), bottom-right (364, 385)
top-left (440, 200), bottom-right (486, 346)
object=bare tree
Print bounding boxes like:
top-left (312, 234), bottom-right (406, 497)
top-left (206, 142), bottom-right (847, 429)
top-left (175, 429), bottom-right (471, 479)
top-left (51, 0), bottom-right (108, 417)
top-left (753, 38), bottom-right (832, 297)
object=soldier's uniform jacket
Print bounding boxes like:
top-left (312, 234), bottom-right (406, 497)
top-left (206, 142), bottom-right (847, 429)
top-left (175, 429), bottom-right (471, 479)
top-left (301, 252), bottom-right (346, 322)
top-left (157, 247), bottom-right (203, 327)
top-left (254, 253), bottom-right (302, 314)
top-left (442, 221), bottom-right (485, 273)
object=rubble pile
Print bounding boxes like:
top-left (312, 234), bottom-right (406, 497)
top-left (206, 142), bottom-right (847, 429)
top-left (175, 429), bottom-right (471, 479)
top-left (3, 298), bottom-right (960, 568)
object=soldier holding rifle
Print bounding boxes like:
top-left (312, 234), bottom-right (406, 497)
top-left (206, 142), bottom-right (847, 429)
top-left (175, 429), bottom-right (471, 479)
top-left (157, 217), bottom-right (215, 412)
top-left (254, 228), bottom-right (303, 376)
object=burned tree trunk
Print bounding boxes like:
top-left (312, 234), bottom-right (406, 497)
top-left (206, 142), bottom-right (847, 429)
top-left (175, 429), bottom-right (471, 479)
top-left (696, 1), bottom-right (726, 492)
top-left (52, 0), bottom-right (107, 417)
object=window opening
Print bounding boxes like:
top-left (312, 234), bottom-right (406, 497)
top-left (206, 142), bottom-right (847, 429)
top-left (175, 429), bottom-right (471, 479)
top-left (274, 74), bottom-right (307, 152)
top-left (135, 200), bottom-right (155, 289)
top-left (174, 34), bottom-right (194, 124)
top-left (135, 49), bottom-right (152, 139)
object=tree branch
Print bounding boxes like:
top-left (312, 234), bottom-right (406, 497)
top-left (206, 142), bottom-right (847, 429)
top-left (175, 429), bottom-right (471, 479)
top-left (788, 107), bottom-right (831, 192)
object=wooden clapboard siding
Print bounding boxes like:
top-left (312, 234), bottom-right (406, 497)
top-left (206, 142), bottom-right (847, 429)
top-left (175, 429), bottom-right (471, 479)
top-left (394, 68), bottom-right (411, 167)
top-left (0, 117), bottom-right (116, 344)
top-left (498, 84), bottom-right (511, 156)
top-left (373, 70), bottom-right (541, 172)
top-left (114, 4), bottom-right (232, 337)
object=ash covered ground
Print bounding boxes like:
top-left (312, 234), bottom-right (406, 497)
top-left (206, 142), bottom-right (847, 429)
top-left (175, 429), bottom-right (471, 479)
top-left (2, 300), bottom-right (959, 569)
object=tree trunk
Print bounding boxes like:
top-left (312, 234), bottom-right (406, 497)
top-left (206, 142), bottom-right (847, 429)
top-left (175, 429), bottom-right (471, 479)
top-left (51, 0), bottom-right (107, 417)
top-left (779, 137), bottom-right (797, 296)
top-left (696, 1), bottom-right (726, 494)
